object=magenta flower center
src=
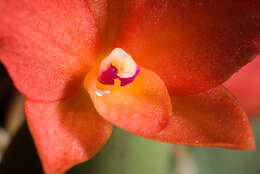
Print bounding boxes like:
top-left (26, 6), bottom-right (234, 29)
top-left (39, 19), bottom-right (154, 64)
top-left (98, 48), bottom-right (140, 86)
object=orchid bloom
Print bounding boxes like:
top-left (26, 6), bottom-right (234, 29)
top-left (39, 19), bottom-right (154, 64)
top-left (0, 0), bottom-right (259, 174)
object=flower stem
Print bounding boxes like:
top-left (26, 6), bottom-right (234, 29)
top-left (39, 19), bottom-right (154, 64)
top-left (172, 145), bottom-right (198, 174)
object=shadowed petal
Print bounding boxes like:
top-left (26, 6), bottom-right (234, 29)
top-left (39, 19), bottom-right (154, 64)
top-left (144, 86), bottom-right (255, 150)
top-left (225, 56), bottom-right (260, 116)
top-left (86, 0), bottom-right (146, 51)
top-left (114, 0), bottom-right (260, 96)
top-left (25, 89), bottom-right (113, 174)
top-left (85, 66), bottom-right (172, 136)
top-left (0, 0), bottom-right (100, 101)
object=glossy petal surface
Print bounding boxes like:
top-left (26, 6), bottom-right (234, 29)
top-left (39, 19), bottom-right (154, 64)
top-left (85, 66), bottom-right (172, 136)
top-left (225, 56), bottom-right (260, 116)
top-left (114, 0), bottom-right (260, 96)
top-left (25, 90), bottom-right (113, 174)
top-left (0, 0), bottom-right (99, 101)
top-left (145, 86), bottom-right (255, 150)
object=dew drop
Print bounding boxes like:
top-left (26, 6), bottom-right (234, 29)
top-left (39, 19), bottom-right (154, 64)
top-left (95, 88), bottom-right (111, 96)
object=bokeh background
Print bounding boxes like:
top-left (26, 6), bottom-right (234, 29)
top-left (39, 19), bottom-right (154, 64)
top-left (1, 63), bottom-right (260, 174)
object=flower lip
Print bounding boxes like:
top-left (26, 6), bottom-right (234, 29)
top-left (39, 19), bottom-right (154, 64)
top-left (98, 48), bottom-right (140, 86)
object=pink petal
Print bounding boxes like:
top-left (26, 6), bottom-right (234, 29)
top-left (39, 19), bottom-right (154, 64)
top-left (225, 56), bottom-right (260, 116)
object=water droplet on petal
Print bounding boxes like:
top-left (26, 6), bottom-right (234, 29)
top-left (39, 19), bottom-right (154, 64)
top-left (95, 88), bottom-right (111, 97)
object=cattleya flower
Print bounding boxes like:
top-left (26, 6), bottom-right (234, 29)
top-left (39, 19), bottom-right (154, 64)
top-left (0, 0), bottom-right (259, 173)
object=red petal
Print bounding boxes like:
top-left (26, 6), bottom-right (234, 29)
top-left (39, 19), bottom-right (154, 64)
top-left (86, 0), bottom-right (146, 51)
top-left (144, 86), bottom-right (255, 150)
top-left (114, 0), bottom-right (260, 96)
top-left (0, 0), bottom-right (99, 101)
top-left (225, 56), bottom-right (260, 116)
top-left (85, 66), bottom-right (172, 136)
top-left (254, 35), bottom-right (260, 50)
top-left (25, 89), bottom-right (113, 174)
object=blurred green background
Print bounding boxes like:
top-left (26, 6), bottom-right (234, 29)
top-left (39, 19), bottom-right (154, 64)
top-left (1, 121), bottom-right (260, 174)
top-left (70, 122), bottom-right (260, 174)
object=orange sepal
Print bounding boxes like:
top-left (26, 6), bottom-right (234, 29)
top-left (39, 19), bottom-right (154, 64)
top-left (85, 66), bottom-right (172, 136)
top-left (145, 86), bottom-right (255, 150)
top-left (0, 0), bottom-right (99, 101)
top-left (25, 89), bottom-right (113, 174)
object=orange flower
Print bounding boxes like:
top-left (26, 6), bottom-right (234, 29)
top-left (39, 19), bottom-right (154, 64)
top-left (0, 0), bottom-right (259, 174)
